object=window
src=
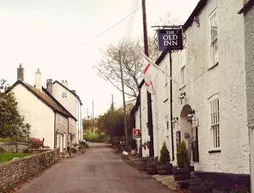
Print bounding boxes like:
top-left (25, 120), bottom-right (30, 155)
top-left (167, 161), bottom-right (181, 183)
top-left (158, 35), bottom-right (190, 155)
top-left (166, 121), bottom-right (169, 130)
top-left (209, 9), bottom-right (218, 67)
top-left (210, 98), bottom-right (220, 148)
top-left (61, 92), bottom-right (67, 98)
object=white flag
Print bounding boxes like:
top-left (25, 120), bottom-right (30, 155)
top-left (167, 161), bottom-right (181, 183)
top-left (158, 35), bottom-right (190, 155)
top-left (141, 52), bottom-right (178, 84)
top-left (143, 56), bottom-right (156, 94)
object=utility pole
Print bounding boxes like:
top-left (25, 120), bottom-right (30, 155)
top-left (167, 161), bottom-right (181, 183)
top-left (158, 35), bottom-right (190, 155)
top-left (92, 100), bottom-right (95, 134)
top-left (119, 50), bottom-right (128, 145)
top-left (141, 0), bottom-right (154, 158)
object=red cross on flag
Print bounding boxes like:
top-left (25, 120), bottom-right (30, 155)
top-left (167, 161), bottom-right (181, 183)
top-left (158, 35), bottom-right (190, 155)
top-left (143, 58), bottom-right (156, 94)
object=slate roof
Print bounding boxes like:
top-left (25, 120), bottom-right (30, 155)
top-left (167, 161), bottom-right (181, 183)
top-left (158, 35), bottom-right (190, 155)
top-left (9, 80), bottom-right (76, 120)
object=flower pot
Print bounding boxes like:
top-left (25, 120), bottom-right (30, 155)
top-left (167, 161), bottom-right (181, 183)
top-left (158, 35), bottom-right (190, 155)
top-left (146, 159), bottom-right (157, 175)
top-left (157, 162), bottom-right (172, 175)
top-left (173, 167), bottom-right (190, 181)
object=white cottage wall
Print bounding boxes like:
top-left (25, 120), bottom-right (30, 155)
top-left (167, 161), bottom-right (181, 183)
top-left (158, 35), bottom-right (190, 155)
top-left (171, 0), bottom-right (249, 174)
top-left (140, 85), bottom-right (149, 157)
top-left (12, 84), bottom-right (55, 149)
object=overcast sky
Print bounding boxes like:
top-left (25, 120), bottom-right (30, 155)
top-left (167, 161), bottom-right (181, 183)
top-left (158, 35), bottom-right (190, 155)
top-left (0, 0), bottom-right (199, 118)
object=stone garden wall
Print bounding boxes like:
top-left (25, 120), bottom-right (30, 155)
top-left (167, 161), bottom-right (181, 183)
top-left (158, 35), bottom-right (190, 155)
top-left (0, 149), bottom-right (59, 192)
top-left (0, 142), bottom-right (28, 153)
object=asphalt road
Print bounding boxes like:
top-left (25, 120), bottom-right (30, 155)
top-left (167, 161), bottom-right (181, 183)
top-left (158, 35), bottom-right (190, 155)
top-left (16, 143), bottom-right (172, 193)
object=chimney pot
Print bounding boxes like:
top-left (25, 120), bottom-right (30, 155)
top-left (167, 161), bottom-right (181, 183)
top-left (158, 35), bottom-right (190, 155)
top-left (35, 69), bottom-right (42, 91)
top-left (17, 63), bottom-right (24, 81)
top-left (46, 79), bottom-right (53, 94)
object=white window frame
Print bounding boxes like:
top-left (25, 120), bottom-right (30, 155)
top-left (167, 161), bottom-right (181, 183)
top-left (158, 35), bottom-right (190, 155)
top-left (209, 96), bottom-right (220, 149)
top-left (209, 9), bottom-right (218, 68)
top-left (61, 92), bottom-right (67, 98)
top-left (179, 49), bottom-right (186, 88)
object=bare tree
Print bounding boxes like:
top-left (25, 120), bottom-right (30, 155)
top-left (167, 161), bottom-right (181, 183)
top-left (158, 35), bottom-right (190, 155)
top-left (95, 37), bottom-right (160, 99)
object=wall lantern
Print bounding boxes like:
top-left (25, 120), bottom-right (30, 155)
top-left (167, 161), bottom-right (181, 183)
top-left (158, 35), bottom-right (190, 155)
top-left (187, 109), bottom-right (195, 122)
top-left (172, 117), bottom-right (179, 123)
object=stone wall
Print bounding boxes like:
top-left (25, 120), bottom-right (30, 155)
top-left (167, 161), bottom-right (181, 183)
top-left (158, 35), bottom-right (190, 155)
top-left (0, 142), bottom-right (28, 153)
top-left (0, 149), bottom-right (59, 192)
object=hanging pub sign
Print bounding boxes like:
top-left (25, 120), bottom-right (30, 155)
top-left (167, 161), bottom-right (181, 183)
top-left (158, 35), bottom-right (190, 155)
top-left (157, 28), bottom-right (183, 51)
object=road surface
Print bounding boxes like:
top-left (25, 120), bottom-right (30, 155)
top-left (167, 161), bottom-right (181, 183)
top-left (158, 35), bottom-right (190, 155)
top-left (17, 143), bottom-right (172, 193)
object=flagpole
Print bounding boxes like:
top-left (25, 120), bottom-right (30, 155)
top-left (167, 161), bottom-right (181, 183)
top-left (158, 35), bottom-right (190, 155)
top-left (142, 0), bottom-right (154, 158)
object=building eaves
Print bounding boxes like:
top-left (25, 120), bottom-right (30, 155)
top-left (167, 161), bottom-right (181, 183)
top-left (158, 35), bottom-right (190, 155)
top-left (8, 80), bottom-right (73, 119)
top-left (53, 80), bottom-right (83, 105)
top-left (182, 0), bottom-right (208, 32)
top-left (238, 0), bottom-right (254, 14)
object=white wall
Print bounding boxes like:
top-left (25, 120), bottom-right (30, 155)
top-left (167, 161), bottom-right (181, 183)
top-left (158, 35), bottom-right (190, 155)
top-left (52, 83), bottom-right (76, 116)
top-left (140, 85), bottom-right (149, 157)
top-left (152, 55), bottom-right (172, 159)
top-left (12, 84), bottom-right (55, 149)
top-left (171, 0), bottom-right (249, 174)
top-left (52, 82), bottom-right (83, 144)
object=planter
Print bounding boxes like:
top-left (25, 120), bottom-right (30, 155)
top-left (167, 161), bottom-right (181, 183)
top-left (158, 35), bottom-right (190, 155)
top-left (146, 159), bottom-right (157, 175)
top-left (157, 162), bottom-right (172, 175)
top-left (173, 167), bottom-right (190, 181)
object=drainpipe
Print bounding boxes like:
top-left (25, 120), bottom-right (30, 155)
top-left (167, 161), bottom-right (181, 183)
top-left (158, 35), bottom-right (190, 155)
top-left (54, 112), bottom-right (57, 149)
top-left (169, 51), bottom-right (175, 161)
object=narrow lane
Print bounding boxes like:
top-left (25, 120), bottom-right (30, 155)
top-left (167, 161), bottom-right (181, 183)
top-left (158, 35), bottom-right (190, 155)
top-left (17, 143), bottom-right (172, 193)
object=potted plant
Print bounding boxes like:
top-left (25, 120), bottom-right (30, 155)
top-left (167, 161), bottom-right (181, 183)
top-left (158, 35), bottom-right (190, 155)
top-left (157, 141), bottom-right (172, 175)
top-left (146, 157), bottom-right (158, 175)
top-left (173, 141), bottom-right (191, 181)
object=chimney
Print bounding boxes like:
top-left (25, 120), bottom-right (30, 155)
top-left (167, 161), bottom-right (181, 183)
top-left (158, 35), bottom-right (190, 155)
top-left (17, 64), bottom-right (24, 81)
top-left (35, 69), bottom-right (42, 91)
top-left (62, 80), bottom-right (68, 87)
top-left (46, 79), bottom-right (53, 94)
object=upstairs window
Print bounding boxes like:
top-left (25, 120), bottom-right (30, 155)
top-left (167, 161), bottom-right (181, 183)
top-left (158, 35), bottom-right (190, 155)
top-left (61, 92), bottom-right (67, 98)
top-left (209, 9), bottom-right (218, 67)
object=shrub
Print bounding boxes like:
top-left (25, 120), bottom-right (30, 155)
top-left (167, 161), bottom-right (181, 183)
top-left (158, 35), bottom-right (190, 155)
top-left (177, 141), bottom-right (189, 168)
top-left (159, 141), bottom-right (170, 165)
top-left (29, 137), bottom-right (43, 149)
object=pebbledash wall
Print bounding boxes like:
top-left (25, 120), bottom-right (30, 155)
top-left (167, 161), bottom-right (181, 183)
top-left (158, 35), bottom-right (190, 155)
top-left (170, 0), bottom-right (249, 179)
top-left (0, 150), bottom-right (59, 192)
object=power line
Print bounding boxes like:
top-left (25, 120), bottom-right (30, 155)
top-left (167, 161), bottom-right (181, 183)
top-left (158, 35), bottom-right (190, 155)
top-left (85, 5), bottom-right (142, 46)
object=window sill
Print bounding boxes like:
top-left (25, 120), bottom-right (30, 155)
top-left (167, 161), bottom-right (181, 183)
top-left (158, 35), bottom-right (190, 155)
top-left (208, 62), bottom-right (219, 71)
top-left (208, 149), bottom-right (221, 154)
top-left (179, 85), bottom-right (186, 90)
top-left (163, 98), bottom-right (169, 103)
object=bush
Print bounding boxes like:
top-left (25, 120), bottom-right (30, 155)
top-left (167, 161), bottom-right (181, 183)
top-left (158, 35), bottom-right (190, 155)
top-left (177, 141), bottom-right (189, 168)
top-left (84, 130), bottom-right (109, 143)
top-left (29, 137), bottom-right (43, 149)
top-left (159, 141), bottom-right (170, 165)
